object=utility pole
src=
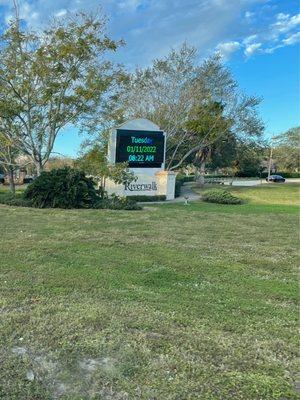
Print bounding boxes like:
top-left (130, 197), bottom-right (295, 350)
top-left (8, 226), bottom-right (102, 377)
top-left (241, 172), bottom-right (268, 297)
top-left (267, 137), bottom-right (276, 182)
top-left (267, 146), bottom-right (273, 182)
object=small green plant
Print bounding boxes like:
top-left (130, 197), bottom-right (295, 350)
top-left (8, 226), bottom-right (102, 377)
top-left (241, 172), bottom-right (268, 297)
top-left (202, 188), bottom-right (242, 204)
top-left (94, 195), bottom-right (142, 210)
top-left (24, 168), bottom-right (98, 208)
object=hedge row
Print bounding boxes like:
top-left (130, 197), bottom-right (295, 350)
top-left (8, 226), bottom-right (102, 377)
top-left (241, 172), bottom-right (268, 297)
top-left (94, 196), bottom-right (142, 210)
top-left (0, 193), bottom-right (33, 207)
top-left (127, 195), bottom-right (166, 202)
top-left (0, 192), bottom-right (142, 210)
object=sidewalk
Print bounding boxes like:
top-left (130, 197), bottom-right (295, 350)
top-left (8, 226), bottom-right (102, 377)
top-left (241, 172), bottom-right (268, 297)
top-left (171, 182), bottom-right (201, 202)
top-left (139, 182), bottom-right (200, 205)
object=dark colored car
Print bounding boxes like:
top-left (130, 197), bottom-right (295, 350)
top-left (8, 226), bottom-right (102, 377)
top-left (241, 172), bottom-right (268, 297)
top-left (23, 176), bottom-right (34, 184)
top-left (266, 175), bottom-right (285, 183)
top-left (0, 174), bottom-right (5, 184)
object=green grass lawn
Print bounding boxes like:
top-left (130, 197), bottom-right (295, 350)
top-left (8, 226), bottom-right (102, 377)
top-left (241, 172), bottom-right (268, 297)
top-left (0, 184), bottom-right (299, 399)
top-left (227, 183), bottom-right (300, 206)
top-left (194, 182), bottom-right (300, 206)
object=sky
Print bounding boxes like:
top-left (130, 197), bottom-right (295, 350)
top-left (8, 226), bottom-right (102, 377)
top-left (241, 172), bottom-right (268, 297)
top-left (0, 0), bottom-right (299, 157)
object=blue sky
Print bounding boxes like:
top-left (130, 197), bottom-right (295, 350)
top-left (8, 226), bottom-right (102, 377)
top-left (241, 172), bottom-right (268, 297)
top-left (0, 0), bottom-right (299, 157)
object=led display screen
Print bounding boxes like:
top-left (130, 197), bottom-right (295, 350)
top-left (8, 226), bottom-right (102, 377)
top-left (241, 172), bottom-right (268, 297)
top-left (115, 129), bottom-right (165, 168)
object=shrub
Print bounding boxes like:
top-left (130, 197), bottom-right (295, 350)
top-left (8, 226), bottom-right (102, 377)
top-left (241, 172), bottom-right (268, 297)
top-left (203, 174), bottom-right (229, 178)
top-left (94, 195), bottom-right (142, 210)
top-left (204, 177), bottom-right (225, 184)
top-left (0, 192), bottom-right (33, 207)
top-left (127, 195), bottom-right (166, 202)
top-left (24, 167), bottom-right (98, 208)
top-left (178, 175), bottom-right (195, 183)
top-left (202, 189), bottom-right (242, 205)
top-left (0, 172), bottom-right (142, 211)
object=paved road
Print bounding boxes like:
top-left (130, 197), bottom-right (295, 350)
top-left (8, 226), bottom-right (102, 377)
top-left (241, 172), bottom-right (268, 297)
top-left (140, 178), bottom-right (300, 204)
top-left (139, 183), bottom-right (201, 204)
top-left (227, 178), bottom-right (300, 186)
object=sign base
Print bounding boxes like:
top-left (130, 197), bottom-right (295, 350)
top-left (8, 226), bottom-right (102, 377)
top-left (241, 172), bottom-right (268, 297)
top-left (105, 170), bottom-right (176, 200)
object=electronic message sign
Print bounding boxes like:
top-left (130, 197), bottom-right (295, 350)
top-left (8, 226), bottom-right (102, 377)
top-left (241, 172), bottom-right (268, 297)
top-left (115, 129), bottom-right (165, 168)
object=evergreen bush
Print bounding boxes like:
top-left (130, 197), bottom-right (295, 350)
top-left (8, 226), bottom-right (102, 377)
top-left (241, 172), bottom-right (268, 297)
top-left (24, 168), bottom-right (98, 208)
top-left (202, 189), bottom-right (242, 204)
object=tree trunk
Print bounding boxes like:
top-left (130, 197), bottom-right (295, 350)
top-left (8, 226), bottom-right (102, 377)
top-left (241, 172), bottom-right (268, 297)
top-left (35, 159), bottom-right (43, 176)
top-left (195, 161), bottom-right (206, 187)
top-left (8, 167), bottom-right (15, 194)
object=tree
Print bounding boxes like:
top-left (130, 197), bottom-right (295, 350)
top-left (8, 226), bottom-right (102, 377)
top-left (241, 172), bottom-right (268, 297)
top-left (0, 118), bottom-right (20, 193)
top-left (0, 11), bottom-right (123, 175)
top-left (44, 156), bottom-right (74, 171)
top-left (273, 127), bottom-right (300, 172)
top-left (233, 140), bottom-right (266, 177)
top-left (181, 101), bottom-right (232, 185)
top-left (118, 44), bottom-right (264, 171)
top-left (206, 134), bottom-right (237, 172)
top-left (75, 144), bottom-right (135, 196)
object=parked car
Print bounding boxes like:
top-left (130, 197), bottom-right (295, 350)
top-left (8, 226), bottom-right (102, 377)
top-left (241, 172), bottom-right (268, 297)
top-left (0, 174), bottom-right (5, 184)
top-left (266, 175), bottom-right (285, 183)
top-left (23, 175), bottom-right (34, 184)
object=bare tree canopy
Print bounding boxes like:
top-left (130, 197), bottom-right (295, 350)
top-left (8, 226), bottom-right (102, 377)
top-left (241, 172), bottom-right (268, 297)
top-left (118, 44), bottom-right (264, 170)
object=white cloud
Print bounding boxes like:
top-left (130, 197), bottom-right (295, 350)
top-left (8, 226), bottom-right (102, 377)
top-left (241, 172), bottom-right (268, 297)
top-left (118, 0), bottom-right (142, 11)
top-left (264, 44), bottom-right (284, 54)
top-left (244, 42), bottom-right (261, 57)
top-left (0, 0), bottom-right (299, 66)
top-left (243, 34), bottom-right (257, 45)
top-left (241, 11), bottom-right (300, 58)
top-left (270, 12), bottom-right (300, 35)
top-left (1, 0), bottom-right (261, 66)
top-left (245, 11), bottom-right (254, 19)
top-left (55, 9), bottom-right (67, 18)
top-left (277, 13), bottom-right (289, 21)
top-left (282, 31), bottom-right (300, 46)
top-left (216, 41), bottom-right (240, 59)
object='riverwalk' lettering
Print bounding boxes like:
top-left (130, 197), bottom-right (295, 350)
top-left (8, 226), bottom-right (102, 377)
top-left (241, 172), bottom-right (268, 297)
top-left (124, 182), bottom-right (157, 191)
